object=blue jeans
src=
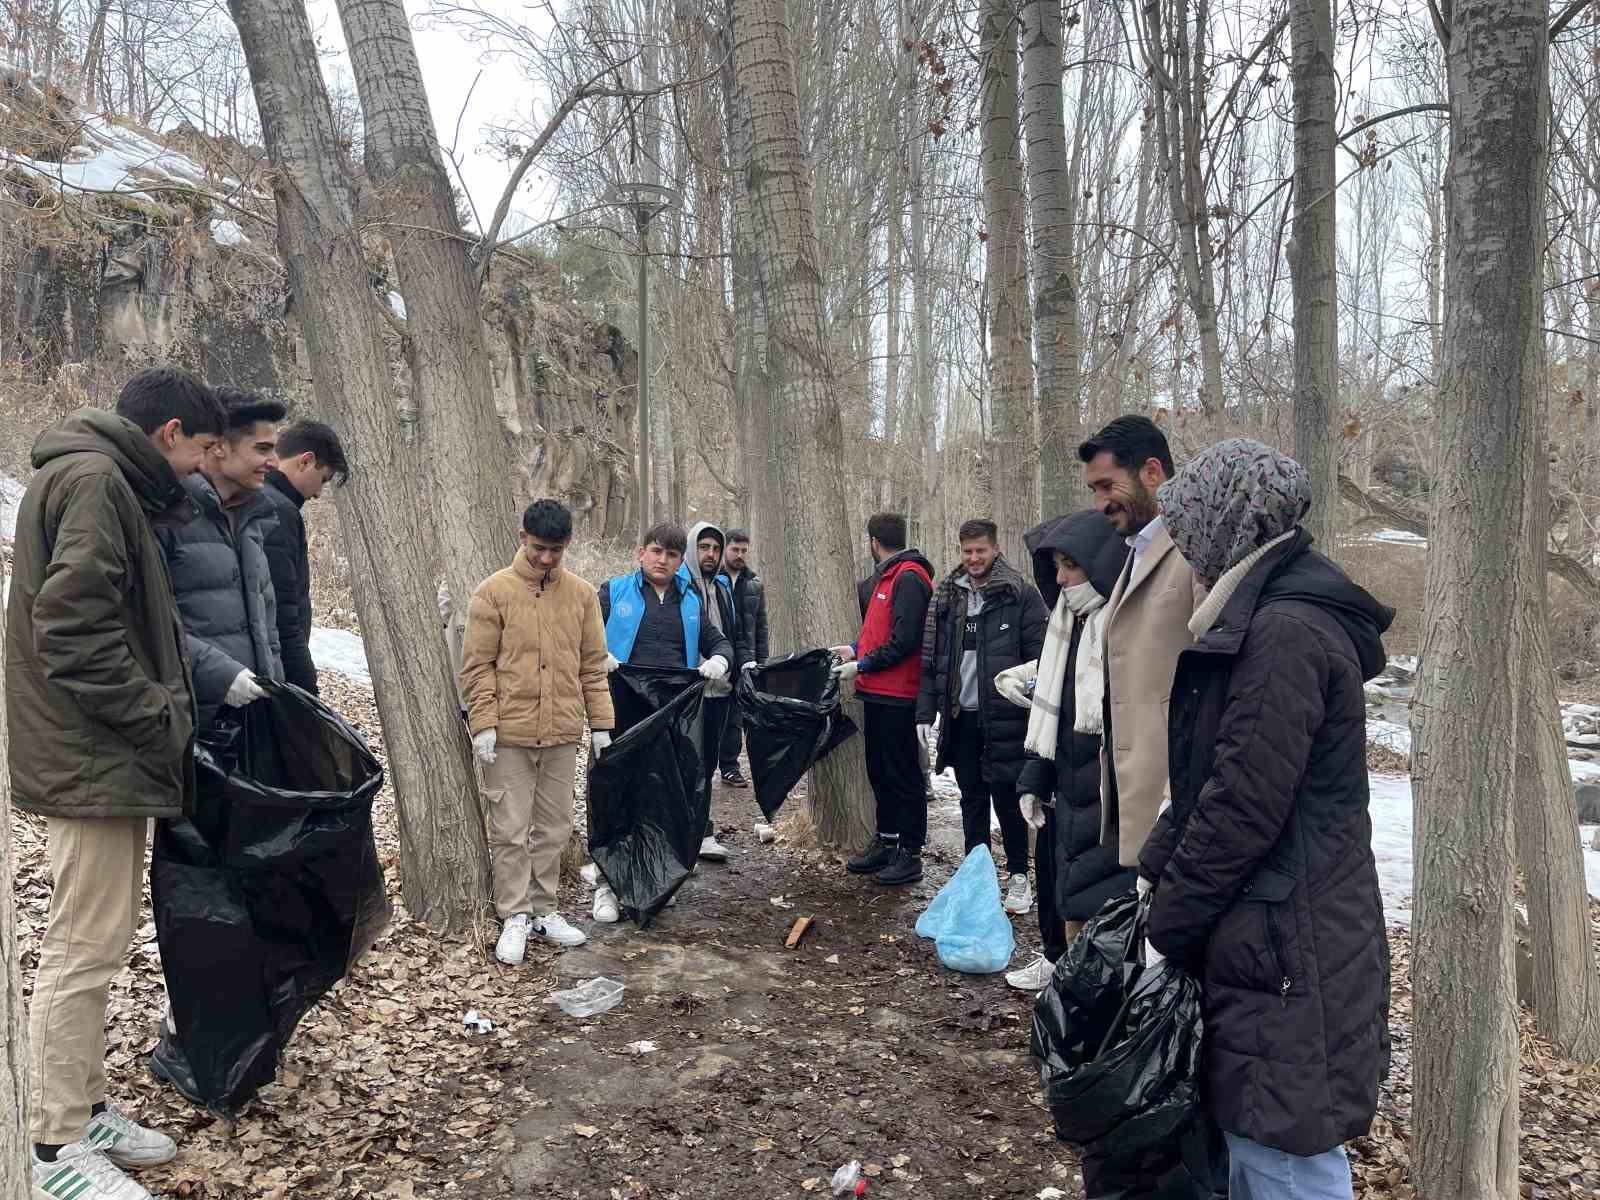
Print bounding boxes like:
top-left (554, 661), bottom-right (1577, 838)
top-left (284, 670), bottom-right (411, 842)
top-left (1224, 1133), bottom-right (1353, 1200)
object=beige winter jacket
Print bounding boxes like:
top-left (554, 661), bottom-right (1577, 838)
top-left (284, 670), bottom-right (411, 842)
top-left (459, 550), bottom-right (615, 748)
top-left (1099, 522), bottom-right (1203, 866)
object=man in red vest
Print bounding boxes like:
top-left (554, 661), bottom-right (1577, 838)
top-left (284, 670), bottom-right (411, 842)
top-left (830, 512), bottom-right (935, 885)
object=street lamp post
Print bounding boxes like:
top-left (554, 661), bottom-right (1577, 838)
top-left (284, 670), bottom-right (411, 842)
top-left (606, 182), bottom-right (680, 542)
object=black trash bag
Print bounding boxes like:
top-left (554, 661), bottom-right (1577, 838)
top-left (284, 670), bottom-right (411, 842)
top-left (735, 649), bottom-right (859, 820)
top-left (589, 667), bottom-right (707, 927)
top-left (1031, 891), bottom-right (1227, 1194)
top-left (150, 680), bottom-right (389, 1116)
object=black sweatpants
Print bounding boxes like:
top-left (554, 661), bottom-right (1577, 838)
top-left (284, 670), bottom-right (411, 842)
top-left (862, 699), bottom-right (926, 852)
top-left (948, 714), bottom-right (1029, 875)
top-left (718, 706), bottom-right (743, 774)
top-left (701, 696), bottom-right (731, 836)
top-left (1036, 802), bottom-right (1067, 961)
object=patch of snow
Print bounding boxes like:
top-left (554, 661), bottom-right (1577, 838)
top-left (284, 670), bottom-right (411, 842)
top-left (1, 475), bottom-right (23, 541)
top-left (7, 114), bottom-right (211, 197)
top-left (1368, 773), bottom-right (1600, 924)
top-left (310, 626), bottom-right (370, 684)
top-left (1571, 760), bottom-right (1600, 785)
top-left (1365, 529), bottom-right (1428, 547)
top-left (388, 290), bottom-right (407, 320)
top-left (210, 218), bottom-right (246, 245)
top-left (1367, 718), bottom-right (1412, 757)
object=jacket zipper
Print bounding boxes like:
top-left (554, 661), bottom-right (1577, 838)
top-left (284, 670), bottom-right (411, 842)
top-left (1265, 907), bottom-right (1293, 1006)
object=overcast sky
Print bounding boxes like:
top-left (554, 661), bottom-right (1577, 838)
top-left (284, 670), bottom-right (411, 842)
top-left (304, 0), bottom-right (560, 233)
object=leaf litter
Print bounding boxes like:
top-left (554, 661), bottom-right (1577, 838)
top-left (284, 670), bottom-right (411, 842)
top-left (8, 668), bottom-right (1599, 1197)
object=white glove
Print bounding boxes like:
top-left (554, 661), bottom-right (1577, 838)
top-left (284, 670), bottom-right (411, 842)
top-left (741, 660), bottom-right (759, 673)
top-left (916, 723), bottom-right (934, 745)
top-left (1019, 793), bottom-right (1046, 830)
top-left (223, 670), bottom-right (266, 707)
top-left (604, 653), bottom-right (621, 673)
top-left (828, 644), bottom-right (856, 662)
top-left (832, 660), bottom-right (860, 682)
top-left (698, 655), bottom-right (729, 682)
top-left (472, 729), bottom-right (497, 765)
top-left (1136, 875), bottom-right (1165, 965)
top-left (590, 730), bottom-right (612, 756)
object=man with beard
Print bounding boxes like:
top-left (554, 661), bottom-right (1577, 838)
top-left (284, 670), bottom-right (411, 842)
top-left (687, 521), bottom-right (740, 861)
top-left (830, 513), bottom-right (935, 886)
top-left (1078, 415), bottom-right (1199, 879)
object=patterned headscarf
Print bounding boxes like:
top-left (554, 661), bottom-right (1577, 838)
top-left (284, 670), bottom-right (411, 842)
top-left (1157, 439), bottom-right (1312, 587)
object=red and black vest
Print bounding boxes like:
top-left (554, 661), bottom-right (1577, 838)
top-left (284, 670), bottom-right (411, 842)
top-left (856, 557), bottom-right (932, 701)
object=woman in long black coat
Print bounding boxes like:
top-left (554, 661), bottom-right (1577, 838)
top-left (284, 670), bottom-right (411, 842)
top-left (1003, 510), bottom-right (1130, 992)
top-left (1141, 439), bottom-right (1392, 1200)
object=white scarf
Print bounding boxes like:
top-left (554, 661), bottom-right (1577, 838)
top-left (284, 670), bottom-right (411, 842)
top-left (1024, 582), bottom-right (1109, 759)
top-left (1187, 530), bottom-right (1299, 638)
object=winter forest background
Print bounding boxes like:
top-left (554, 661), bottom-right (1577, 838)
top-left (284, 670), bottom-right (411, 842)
top-left (2, 0), bottom-right (1600, 1196)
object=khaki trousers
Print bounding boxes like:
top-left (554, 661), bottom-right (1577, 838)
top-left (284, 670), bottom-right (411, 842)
top-left (482, 742), bottom-right (578, 919)
top-left (28, 816), bottom-right (148, 1144)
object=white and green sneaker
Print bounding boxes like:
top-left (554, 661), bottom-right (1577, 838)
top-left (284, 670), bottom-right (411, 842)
top-left (83, 1105), bottom-right (177, 1168)
top-left (31, 1142), bottom-right (153, 1200)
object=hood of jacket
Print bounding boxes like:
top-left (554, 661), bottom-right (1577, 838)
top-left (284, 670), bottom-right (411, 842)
top-left (874, 546), bottom-right (934, 584)
top-left (687, 520), bottom-right (726, 585)
top-left (265, 468), bottom-right (308, 511)
top-left (32, 407), bottom-right (189, 517)
top-left (1025, 510), bottom-right (1128, 608)
top-left (1202, 529), bottom-right (1394, 681)
top-left (184, 471), bottom-right (277, 532)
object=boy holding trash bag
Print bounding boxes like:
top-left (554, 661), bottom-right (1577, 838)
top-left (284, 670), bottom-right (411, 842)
top-left (593, 523), bottom-right (734, 921)
top-left (8, 368), bottom-right (226, 1200)
top-left (459, 499), bottom-right (615, 964)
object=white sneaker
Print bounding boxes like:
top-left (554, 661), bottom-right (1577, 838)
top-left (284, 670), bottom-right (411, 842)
top-left (579, 862), bottom-right (601, 887)
top-left (495, 914), bottom-right (533, 965)
top-left (1005, 953), bottom-right (1053, 992)
top-left (83, 1104), bottom-right (177, 1168)
top-left (32, 1142), bottom-right (153, 1200)
top-left (592, 886), bottom-right (620, 923)
top-left (1003, 873), bottom-right (1033, 915)
top-left (698, 835), bottom-right (730, 862)
top-left (533, 912), bottom-right (588, 947)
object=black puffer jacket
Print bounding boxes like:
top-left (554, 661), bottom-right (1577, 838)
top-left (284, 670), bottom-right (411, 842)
top-left (1016, 511), bottom-right (1132, 921)
top-left (262, 470), bottom-right (317, 693)
top-left (916, 555), bottom-right (1049, 785)
top-left (156, 473), bottom-right (285, 729)
top-left (1140, 530), bottom-right (1392, 1157)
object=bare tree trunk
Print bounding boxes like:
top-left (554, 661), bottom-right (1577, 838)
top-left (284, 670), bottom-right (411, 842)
top-left (1288, 0), bottom-right (1337, 550)
top-left (1021, 0), bottom-right (1079, 516)
top-left (336, 0), bottom-right (520, 642)
top-left (1514, 271), bottom-right (1600, 1059)
top-left (228, 0), bottom-right (491, 932)
top-left (81, 0), bottom-right (112, 108)
top-left (730, 0), bottom-right (871, 847)
top-left (1411, 2), bottom-right (1546, 1193)
top-left (979, 0), bottom-right (1037, 552)
top-left (0, 564), bottom-right (30, 1200)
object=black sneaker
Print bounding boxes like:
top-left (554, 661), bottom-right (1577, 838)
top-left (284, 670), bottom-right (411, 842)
top-left (846, 834), bottom-right (897, 874)
top-left (720, 768), bottom-right (748, 788)
top-left (149, 1031), bottom-right (206, 1106)
top-left (874, 848), bottom-right (924, 887)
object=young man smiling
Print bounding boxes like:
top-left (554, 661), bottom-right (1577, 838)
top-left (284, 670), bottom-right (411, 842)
top-left (460, 499), bottom-right (615, 963)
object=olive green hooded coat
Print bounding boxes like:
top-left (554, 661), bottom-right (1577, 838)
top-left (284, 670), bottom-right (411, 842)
top-left (4, 408), bottom-right (199, 819)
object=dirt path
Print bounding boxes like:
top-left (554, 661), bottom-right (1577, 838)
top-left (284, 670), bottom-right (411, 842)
top-left (478, 777), bottom-right (1080, 1200)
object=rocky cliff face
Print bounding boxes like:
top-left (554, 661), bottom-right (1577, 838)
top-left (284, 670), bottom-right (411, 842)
top-left (0, 66), bottom-right (636, 539)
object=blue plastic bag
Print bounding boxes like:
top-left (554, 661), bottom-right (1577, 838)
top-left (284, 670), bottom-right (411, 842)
top-left (915, 845), bottom-right (1016, 973)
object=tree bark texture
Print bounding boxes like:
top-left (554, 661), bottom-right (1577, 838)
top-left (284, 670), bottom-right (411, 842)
top-left (1020, 0), bottom-right (1080, 517)
top-left (229, 0), bottom-right (491, 932)
top-left (335, 0), bottom-right (521, 647)
top-left (1410, 2), bottom-right (1546, 1194)
top-left (979, 0), bottom-right (1038, 552)
top-left (1514, 259), bottom-right (1600, 1060)
top-left (730, 0), bottom-right (872, 849)
top-left (0, 566), bottom-right (30, 1200)
top-left (1288, 0), bottom-right (1338, 551)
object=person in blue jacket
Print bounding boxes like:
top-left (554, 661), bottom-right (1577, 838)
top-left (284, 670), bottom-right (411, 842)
top-left (593, 522), bottom-right (733, 920)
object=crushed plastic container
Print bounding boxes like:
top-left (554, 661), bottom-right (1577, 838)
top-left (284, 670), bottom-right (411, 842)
top-left (831, 1160), bottom-right (864, 1196)
top-left (549, 976), bottom-right (625, 1018)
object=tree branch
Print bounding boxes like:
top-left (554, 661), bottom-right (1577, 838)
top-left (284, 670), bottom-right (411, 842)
top-left (1339, 474), bottom-right (1600, 603)
top-left (694, 440), bottom-right (740, 499)
top-left (1550, 0), bottom-right (1595, 41)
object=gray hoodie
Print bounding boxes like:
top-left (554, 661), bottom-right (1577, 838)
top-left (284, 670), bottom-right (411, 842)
top-left (687, 520), bottom-right (733, 697)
